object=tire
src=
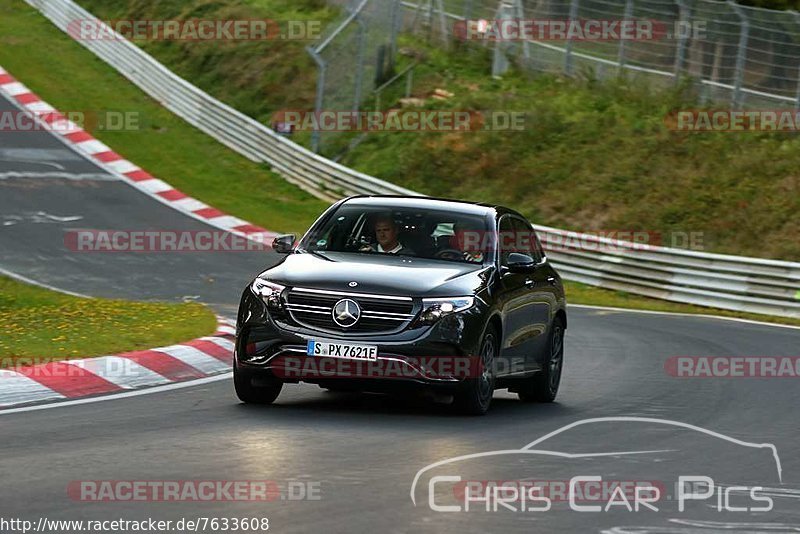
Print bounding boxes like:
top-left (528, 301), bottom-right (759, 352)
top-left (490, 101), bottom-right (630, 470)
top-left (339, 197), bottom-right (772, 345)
top-left (517, 317), bottom-right (564, 403)
top-left (453, 328), bottom-right (498, 415)
top-left (234, 362), bottom-right (283, 405)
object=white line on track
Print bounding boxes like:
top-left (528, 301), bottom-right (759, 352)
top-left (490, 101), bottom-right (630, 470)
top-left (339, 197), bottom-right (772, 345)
top-left (0, 372), bottom-right (232, 416)
top-left (0, 265), bottom-right (91, 298)
top-left (0, 171), bottom-right (117, 181)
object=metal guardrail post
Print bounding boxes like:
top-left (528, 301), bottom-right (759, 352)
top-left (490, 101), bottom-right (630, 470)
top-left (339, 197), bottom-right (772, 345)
top-left (307, 46), bottom-right (327, 154)
top-left (728, 0), bottom-right (750, 109)
top-left (564, 0), bottom-right (581, 75)
top-left (673, 0), bottom-right (690, 83)
top-left (793, 11), bottom-right (800, 111)
top-left (617, 0), bottom-right (634, 70)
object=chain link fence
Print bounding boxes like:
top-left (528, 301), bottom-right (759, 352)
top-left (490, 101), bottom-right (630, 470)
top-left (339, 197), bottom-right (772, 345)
top-left (307, 0), bottom-right (403, 156)
top-left (308, 0), bottom-right (800, 153)
top-left (397, 0), bottom-right (800, 109)
top-left (308, 0), bottom-right (800, 156)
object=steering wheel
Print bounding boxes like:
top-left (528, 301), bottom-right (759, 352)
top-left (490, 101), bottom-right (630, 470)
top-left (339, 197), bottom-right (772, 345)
top-left (435, 249), bottom-right (464, 261)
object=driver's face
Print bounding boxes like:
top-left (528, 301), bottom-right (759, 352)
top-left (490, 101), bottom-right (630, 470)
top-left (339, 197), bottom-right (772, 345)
top-left (375, 222), bottom-right (397, 247)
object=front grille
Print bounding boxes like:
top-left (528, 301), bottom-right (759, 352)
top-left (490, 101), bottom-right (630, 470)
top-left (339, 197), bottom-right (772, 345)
top-left (284, 288), bottom-right (417, 334)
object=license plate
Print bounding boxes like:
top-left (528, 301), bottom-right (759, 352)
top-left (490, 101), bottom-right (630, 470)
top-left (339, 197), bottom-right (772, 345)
top-left (306, 340), bottom-right (378, 361)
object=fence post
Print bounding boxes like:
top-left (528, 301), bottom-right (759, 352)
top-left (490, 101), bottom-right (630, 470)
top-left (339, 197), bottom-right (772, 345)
top-left (673, 0), bottom-right (690, 83)
top-left (564, 0), bottom-right (581, 75)
top-left (793, 11), bottom-right (800, 110)
top-left (389, 0), bottom-right (401, 70)
top-left (728, 1), bottom-right (750, 109)
top-left (464, 0), bottom-right (474, 20)
top-left (617, 0), bottom-right (634, 70)
top-left (492, 0), bottom-right (514, 77)
top-left (439, 0), bottom-right (450, 43)
top-left (307, 46), bottom-right (327, 154)
top-left (353, 14), bottom-right (367, 112)
top-left (514, 0), bottom-right (531, 59)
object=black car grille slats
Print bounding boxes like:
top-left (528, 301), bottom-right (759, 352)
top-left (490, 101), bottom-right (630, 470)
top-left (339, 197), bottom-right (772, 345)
top-left (284, 289), bottom-right (416, 334)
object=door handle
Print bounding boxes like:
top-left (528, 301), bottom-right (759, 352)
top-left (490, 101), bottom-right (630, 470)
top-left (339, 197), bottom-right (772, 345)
top-left (525, 279), bottom-right (535, 287)
top-left (546, 276), bottom-right (556, 285)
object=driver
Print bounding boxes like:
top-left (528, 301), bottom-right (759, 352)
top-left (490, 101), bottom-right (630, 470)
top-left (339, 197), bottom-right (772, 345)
top-left (361, 214), bottom-right (415, 255)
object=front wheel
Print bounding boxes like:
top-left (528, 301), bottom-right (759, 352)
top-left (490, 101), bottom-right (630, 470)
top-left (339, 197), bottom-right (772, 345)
top-left (517, 317), bottom-right (564, 403)
top-left (453, 329), bottom-right (498, 415)
top-left (234, 361), bottom-right (283, 404)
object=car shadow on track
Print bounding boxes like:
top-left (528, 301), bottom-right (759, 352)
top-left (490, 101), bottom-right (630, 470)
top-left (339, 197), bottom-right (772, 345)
top-left (232, 388), bottom-right (581, 423)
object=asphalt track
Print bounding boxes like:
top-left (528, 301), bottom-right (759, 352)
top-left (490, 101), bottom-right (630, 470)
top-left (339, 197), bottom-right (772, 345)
top-left (2, 90), bottom-right (800, 534)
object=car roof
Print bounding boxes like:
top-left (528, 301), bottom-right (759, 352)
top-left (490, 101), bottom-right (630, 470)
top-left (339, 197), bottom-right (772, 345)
top-left (342, 195), bottom-right (522, 219)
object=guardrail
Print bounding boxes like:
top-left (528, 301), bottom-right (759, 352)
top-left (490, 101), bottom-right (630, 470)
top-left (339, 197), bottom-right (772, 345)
top-left (25, 0), bottom-right (800, 318)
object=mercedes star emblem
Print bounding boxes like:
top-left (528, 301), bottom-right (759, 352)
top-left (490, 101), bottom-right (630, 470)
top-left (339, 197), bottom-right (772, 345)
top-left (332, 298), bottom-right (361, 328)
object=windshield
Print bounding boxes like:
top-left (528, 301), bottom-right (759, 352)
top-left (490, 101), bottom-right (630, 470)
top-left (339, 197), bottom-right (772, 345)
top-left (299, 204), bottom-right (492, 264)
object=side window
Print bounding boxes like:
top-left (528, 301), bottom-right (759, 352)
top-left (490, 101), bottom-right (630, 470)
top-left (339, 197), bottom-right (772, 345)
top-left (512, 217), bottom-right (543, 262)
top-left (498, 216), bottom-right (516, 266)
top-left (531, 230), bottom-right (545, 262)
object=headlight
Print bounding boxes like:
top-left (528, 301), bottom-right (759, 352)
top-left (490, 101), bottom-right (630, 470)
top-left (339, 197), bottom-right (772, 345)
top-left (416, 296), bottom-right (475, 325)
top-left (251, 278), bottom-right (286, 309)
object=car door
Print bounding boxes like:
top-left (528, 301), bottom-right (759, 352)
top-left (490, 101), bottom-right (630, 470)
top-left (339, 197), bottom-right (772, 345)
top-left (512, 217), bottom-right (556, 372)
top-left (494, 215), bottom-right (545, 376)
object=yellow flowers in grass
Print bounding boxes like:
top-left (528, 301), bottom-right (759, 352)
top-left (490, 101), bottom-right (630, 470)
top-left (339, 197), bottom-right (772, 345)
top-left (0, 277), bottom-right (216, 365)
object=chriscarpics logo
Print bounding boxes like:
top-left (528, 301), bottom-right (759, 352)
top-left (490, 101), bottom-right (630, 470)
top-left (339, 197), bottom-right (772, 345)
top-left (411, 417), bottom-right (796, 522)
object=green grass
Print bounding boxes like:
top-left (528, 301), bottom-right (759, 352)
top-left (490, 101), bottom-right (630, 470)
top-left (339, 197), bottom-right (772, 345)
top-left (0, 1), bottom-right (327, 235)
top-left (3, 0), bottom-right (798, 327)
top-left (0, 276), bottom-right (218, 365)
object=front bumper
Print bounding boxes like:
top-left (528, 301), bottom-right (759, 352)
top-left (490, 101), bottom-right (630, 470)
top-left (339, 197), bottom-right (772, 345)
top-left (236, 287), bottom-right (487, 389)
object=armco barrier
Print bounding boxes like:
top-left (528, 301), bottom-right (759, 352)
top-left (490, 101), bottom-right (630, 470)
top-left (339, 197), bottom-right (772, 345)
top-left (23, 0), bottom-right (800, 319)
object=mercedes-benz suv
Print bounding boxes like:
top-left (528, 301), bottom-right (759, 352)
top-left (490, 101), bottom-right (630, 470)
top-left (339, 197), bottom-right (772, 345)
top-left (235, 196), bottom-right (567, 414)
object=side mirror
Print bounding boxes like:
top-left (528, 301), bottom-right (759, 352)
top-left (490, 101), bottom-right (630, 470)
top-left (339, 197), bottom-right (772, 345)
top-left (272, 234), bottom-right (296, 254)
top-left (506, 252), bottom-right (537, 273)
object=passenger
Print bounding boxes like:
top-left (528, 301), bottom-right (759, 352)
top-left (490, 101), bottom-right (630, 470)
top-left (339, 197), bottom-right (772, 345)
top-left (452, 221), bottom-right (485, 263)
top-left (361, 215), bottom-right (415, 255)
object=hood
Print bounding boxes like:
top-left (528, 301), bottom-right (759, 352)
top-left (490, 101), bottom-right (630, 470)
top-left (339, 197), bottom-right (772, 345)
top-left (261, 251), bottom-right (491, 297)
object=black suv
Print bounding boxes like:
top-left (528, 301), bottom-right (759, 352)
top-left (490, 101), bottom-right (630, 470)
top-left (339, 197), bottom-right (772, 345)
top-left (235, 196), bottom-right (567, 414)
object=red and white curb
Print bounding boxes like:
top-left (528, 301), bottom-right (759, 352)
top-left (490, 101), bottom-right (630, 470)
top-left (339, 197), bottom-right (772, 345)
top-left (0, 65), bottom-right (278, 243)
top-left (0, 318), bottom-right (236, 409)
top-left (0, 65), bottom-right (279, 408)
